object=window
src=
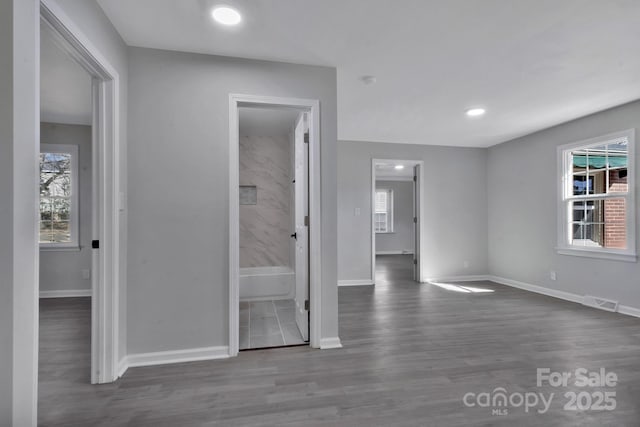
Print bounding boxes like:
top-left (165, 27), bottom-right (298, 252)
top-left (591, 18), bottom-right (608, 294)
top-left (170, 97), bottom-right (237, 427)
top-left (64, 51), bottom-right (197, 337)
top-left (375, 188), bottom-right (393, 233)
top-left (558, 129), bottom-right (635, 262)
top-left (40, 144), bottom-right (79, 249)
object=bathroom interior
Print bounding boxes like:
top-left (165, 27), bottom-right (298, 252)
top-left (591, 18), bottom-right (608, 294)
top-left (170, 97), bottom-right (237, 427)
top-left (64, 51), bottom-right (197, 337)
top-left (238, 106), bottom-right (309, 350)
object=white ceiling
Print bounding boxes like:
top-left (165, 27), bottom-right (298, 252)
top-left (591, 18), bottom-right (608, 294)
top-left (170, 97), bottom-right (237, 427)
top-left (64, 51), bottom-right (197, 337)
top-left (239, 107), bottom-right (299, 137)
top-left (375, 160), bottom-right (420, 180)
top-left (97, 0), bottom-right (640, 147)
top-left (41, 24), bottom-right (92, 126)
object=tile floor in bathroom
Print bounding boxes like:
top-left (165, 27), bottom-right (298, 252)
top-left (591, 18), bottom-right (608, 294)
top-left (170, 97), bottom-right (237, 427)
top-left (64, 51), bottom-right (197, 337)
top-left (239, 299), bottom-right (307, 350)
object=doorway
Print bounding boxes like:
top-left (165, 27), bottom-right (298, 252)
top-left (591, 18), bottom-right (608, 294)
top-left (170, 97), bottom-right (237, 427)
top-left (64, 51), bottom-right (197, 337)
top-left (39, 2), bottom-right (122, 384)
top-left (229, 95), bottom-right (322, 355)
top-left (371, 159), bottom-right (424, 284)
top-left (236, 107), bottom-right (308, 349)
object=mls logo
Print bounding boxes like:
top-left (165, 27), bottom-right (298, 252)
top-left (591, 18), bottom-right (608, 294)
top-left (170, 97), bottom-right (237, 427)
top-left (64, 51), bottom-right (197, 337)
top-left (492, 409), bottom-right (508, 416)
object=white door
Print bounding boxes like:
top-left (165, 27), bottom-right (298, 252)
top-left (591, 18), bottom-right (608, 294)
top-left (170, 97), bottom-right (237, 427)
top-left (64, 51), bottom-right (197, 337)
top-left (413, 164), bottom-right (421, 281)
top-left (293, 112), bottom-right (309, 341)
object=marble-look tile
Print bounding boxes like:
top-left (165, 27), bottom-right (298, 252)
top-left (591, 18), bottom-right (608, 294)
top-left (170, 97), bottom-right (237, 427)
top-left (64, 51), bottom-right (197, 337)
top-left (273, 299), bottom-right (294, 309)
top-left (239, 307), bottom-right (249, 327)
top-left (239, 134), bottom-right (293, 268)
top-left (281, 322), bottom-right (305, 345)
top-left (275, 308), bottom-right (296, 324)
top-left (249, 317), bottom-right (281, 337)
top-left (239, 327), bottom-right (249, 350)
top-left (250, 333), bottom-right (284, 348)
top-left (249, 301), bottom-right (276, 318)
top-left (240, 299), bottom-right (307, 350)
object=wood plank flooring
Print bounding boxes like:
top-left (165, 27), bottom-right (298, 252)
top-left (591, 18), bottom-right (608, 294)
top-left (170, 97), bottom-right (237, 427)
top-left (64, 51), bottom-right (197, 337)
top-left (38, 255), bottom-right (640, 426)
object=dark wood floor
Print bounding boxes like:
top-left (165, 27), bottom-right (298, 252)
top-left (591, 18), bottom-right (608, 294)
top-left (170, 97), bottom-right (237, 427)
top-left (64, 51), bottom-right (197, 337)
top-left (39, 255), bottom-right (640, 426)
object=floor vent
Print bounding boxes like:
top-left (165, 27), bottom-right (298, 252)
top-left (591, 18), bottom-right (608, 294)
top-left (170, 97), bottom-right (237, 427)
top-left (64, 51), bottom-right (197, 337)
top-left (582, 295), bottom-right (619, 312)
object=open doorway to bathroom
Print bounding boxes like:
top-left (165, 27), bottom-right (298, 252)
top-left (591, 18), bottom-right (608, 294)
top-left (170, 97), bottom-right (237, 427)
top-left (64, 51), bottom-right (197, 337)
top-left (237, 106), bottom-right (310, 350)
top-left (372, 159), bottom-right (424, 284)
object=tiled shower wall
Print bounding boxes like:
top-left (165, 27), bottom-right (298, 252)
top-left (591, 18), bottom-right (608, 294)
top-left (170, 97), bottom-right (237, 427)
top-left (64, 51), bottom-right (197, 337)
top-left (239, 134), bottom-right (292, 268)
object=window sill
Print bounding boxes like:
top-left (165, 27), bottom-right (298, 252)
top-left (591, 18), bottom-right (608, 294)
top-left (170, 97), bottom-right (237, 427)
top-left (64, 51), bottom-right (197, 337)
top-left (40, 245), bottom-right (81, 252)
top-left (556, 247), bottom-right (637, 263)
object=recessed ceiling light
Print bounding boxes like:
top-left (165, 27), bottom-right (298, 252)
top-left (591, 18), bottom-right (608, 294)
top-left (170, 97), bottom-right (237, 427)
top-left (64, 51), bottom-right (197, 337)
top-left (212, 6), bottom-right (242, 26)
top-left (465, 107), bottom-right (486, 117)
top-left (394, 165), bottom-right (404, 170)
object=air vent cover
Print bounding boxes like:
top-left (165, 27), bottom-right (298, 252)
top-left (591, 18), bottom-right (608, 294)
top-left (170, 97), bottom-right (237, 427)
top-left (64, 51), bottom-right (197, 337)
top-left (582, 295), bottom-right (619, 312)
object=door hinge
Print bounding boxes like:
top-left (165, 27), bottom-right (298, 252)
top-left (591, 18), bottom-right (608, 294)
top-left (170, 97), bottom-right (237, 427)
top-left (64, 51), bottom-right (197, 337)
top-left (304, 215), bottom-right (309, 226)
top-left (290, 233), bottom-right (297, 240)
top-left (413, 259), bottom-right (417, 265)
top-left (413, 175), bottom-right (417, 182)
top-left (304, 299), bottom-right (310, 311)
top-left (92, 240), bottom-right (100, 249)
top-left (304, 133), bottom-right (309, 144)
top-left (413, 217), bottom-right (417, 223)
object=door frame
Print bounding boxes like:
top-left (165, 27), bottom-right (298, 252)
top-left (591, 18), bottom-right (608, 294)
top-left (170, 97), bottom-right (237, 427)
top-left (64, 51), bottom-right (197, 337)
top-left (371, 159), bottom-right (426, 283)
top-left (229, 94), bottom-right (321, 355)
top-left (40, 0), bottom-right (122, 384)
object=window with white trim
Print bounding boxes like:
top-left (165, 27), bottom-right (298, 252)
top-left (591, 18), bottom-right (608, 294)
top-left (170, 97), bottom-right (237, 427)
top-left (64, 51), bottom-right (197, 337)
top-left (558, 129), bottom-right (636, 262)
top-left (374, 188), bottom-right (393, 233)
top-left (39, 144), bottom-right (79, 249)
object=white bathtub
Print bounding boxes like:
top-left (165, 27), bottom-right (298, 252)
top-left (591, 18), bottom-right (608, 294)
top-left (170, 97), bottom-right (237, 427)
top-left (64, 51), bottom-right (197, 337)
top-left (239, 266), bottom-right (294, 301)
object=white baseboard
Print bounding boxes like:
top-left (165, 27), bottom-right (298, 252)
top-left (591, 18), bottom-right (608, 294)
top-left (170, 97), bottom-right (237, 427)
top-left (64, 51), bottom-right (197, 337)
top-left (618, 305), bottom-right (640, 318)
top-left (338, 279), bottom-right (374, 287)
top-left (39, 289), bottom-right (92, 298)
top-left (489, 275), bottom-right (583, 304)
top-left (319, 337), bottom-right (342, 349)
top-left (489, 275), bottom-right (640, 318)
top-left (117, 357), bottom-right (128, 378)
top-left (426, 275), bottom-right (490, 283)
top-left (376, 250), bottom-right (414, 255)
top-left (122, 346), bottom-right (230, 371)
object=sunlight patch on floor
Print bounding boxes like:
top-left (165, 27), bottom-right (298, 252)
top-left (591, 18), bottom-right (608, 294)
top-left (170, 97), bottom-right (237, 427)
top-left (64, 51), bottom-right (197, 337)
top-left (429, 282), bottom-right (495, 293)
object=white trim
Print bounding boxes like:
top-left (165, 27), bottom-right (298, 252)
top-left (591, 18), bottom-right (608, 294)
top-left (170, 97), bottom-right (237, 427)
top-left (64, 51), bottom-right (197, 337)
top-left (426, 275), bottom-right (491, 283)
top-left (117, 357), bottom-right (128, 378)
top-left (338, 279), bottom-right (375, 287)
top-left (122, 346), bottom-right (230, 370)
top-left (375, 250), bottom-right (414, 255)
top-left (556, 128), bottom-right (636, 262)
top-left (489, 275), bottom-right (584, 304)
top-left (39, 289), bottom-right (91, 298)
top-left (489, 275), bottom-right (640, 319)
top-left (618, 305), bottom-right (640, 318)
top-left (229, 94), bottom-right (322, 355)
top-left (319, 337), bottom-right (343, 349)
top-left (372, 159), bottom-right (426, 283)
top-left (40, 1), bottom-right (122, 385)
top-left (426, 274), bottom-right (640, 319)
top-left (556, 247), bottom-right (637, 263)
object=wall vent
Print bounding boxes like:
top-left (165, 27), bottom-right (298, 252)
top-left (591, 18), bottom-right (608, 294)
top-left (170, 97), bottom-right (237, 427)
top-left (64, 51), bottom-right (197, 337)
top-left (582, 295), bottom-right (619, 312)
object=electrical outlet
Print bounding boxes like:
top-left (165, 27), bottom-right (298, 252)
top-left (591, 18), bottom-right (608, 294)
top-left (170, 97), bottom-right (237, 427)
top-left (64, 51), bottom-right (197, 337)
top-left (354, 207), bottom-right (361, 216)
top-left (463, 260), bottom-right (469, 269)
top-left (550, 270), bottom-right (557, 281)
top-left (82, 269), bottom-right (91, 280)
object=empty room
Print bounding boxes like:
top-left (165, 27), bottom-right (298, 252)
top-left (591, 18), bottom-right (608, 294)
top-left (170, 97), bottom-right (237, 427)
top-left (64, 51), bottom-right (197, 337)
top-left (2, 1), bottom-right (640, 426)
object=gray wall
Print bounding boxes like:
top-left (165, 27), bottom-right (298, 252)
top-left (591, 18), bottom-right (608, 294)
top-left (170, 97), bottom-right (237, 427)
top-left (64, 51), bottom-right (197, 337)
top-left (45, 0), bottom-right (130, 363)
top-left (488, 100), bottom-right (640, 309)
top-left (0, 0), bottom-right (14, 421)
top-left (375, 180), bottom-right (414, 254)
top-left (338, 141), bottom-right (488, 282)
top-left (127, 47), bottom-right (338, 354)
top-left (239, 135), bottom-right (291, 268)
top-left (40, 123), bottom-right (92, 292)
